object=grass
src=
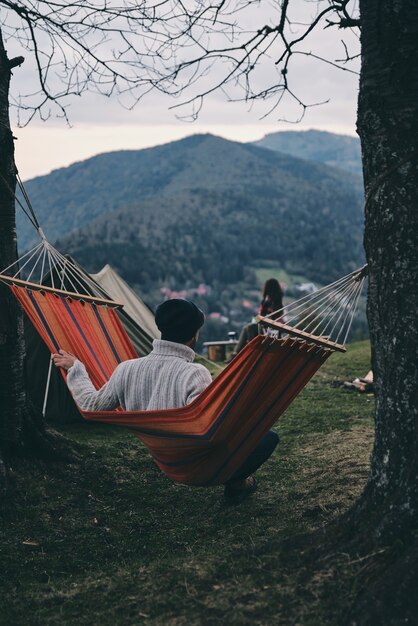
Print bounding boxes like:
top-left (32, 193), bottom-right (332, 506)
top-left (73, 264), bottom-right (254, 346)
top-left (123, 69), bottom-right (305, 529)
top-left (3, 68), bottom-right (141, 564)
top-left (0, 341), bottom-right (374, 626)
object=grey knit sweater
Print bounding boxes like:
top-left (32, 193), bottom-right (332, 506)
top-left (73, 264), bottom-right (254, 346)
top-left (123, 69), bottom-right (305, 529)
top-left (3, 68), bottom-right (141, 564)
top-left (66, 339), bottom-right (213, 412)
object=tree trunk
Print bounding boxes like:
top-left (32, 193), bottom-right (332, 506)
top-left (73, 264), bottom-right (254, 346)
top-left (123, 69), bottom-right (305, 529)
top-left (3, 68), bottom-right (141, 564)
top-left (357, 0), bottom-right (418, 540)
top-left (0, 30), bottom-right (73, 494)
top-left (344, 2), bottom-right (418, 621)
top-left (0, 28), bottom-right (28, 492)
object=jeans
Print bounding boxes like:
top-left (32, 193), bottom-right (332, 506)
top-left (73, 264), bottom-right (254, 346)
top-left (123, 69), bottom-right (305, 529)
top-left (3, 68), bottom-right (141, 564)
top-left (226, 430), bottom-right (279, 483)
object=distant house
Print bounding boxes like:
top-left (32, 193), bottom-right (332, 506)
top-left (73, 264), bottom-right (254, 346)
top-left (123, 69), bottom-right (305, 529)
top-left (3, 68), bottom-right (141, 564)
top-left (209, 312), bottom-right (229, 323)
top-left (295, 282), bottom-right (317, 295)
top-left (194, 283), bottom-right (209, 296)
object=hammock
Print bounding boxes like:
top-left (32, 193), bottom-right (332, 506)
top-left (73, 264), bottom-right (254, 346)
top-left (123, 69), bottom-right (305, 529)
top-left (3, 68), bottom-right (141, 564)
top-left (0, 237), bottom-right (367, 486)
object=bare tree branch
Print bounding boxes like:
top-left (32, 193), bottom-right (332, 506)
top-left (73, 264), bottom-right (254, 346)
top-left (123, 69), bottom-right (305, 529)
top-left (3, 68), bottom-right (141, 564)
top-left (0, 0), bottom-right (360, 124)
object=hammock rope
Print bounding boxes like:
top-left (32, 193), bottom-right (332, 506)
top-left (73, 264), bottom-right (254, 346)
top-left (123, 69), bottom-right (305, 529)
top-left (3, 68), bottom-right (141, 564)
top-left (16, 173), bottom-right (41, 230)
top-left (1, 236), bottom-right (115, 304)
top-left (0, 169), bottom-right (40, 231)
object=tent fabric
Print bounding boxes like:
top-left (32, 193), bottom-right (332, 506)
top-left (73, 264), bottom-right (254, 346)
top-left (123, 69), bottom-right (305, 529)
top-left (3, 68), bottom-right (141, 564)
top-left (90, 264), bottom-right (160, 340)
top-left (10, 282), bottom-right (331, 485)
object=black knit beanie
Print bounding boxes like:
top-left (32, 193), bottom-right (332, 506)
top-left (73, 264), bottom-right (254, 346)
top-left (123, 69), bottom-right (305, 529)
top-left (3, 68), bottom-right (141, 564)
top-left (155, 299), bottom-right (205, 343)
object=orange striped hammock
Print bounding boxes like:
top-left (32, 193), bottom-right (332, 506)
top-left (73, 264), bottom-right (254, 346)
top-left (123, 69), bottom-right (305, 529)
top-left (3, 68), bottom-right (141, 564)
top-left (5, 278), bottom-right (336, 486)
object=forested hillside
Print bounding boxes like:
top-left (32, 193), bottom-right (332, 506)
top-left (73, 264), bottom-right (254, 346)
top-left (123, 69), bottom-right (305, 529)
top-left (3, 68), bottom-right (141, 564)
top-left (254, 129), bottom-right (362, 176)
top-left (18, 133), bottom-right (365, 337)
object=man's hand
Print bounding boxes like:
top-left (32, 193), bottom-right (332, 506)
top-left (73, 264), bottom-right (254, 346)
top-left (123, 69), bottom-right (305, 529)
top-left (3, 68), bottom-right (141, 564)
top-left (52, 349), bottom-right (77, 371)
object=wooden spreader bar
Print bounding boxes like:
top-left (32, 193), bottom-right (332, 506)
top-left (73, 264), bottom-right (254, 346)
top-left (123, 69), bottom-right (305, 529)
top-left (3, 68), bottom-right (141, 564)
top-left (0, 273), bottom-right (123, 308)
top-left (256, 316), bottom-right (346, 353)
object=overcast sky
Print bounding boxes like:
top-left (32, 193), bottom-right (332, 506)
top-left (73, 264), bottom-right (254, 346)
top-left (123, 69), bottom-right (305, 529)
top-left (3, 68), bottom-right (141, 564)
top-left (5, 1), bottom-right (361, 180)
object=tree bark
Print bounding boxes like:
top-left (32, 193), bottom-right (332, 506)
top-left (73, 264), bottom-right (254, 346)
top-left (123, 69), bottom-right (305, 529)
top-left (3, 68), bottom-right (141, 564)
top-left (0, 28), bottom-right (28, 492)
top-left (356, 0), bottom-right (418, 541)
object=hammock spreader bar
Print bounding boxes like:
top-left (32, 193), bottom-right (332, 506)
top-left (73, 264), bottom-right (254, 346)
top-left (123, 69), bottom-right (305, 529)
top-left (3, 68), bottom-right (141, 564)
top-left (0, 273), bottom-right (123, 308)
top-left (256, 318), bottom-right (346, 352)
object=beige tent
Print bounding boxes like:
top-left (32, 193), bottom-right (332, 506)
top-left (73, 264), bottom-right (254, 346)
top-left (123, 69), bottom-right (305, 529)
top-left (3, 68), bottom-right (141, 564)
top-left (90, 264), bottom-right (160, 340)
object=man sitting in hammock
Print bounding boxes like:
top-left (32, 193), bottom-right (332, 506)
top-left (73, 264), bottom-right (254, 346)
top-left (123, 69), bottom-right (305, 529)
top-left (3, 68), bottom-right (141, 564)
top-left (53, 298), bottom-right (279, 502)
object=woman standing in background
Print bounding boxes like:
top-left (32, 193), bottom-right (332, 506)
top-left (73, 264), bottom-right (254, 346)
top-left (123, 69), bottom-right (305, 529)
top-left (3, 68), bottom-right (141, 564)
top-left (234, 278), bottom-right (285, 355)
top-left (259, 278), bottom-right (284, 320)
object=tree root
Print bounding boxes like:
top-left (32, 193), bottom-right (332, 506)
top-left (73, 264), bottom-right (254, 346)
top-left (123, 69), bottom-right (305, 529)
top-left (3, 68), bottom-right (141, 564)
top-left (17, 401), bottom-right (82, 463)
top-left (253, 501), bottom-right (418, 625)
top-left (22, 424), bottom-right (82, 463)
top-left (346, 542), bottom-right (418, 625)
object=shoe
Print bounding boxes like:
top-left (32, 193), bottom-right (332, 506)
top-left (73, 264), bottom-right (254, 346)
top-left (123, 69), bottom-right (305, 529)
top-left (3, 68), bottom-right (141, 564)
top-left (224, 475), bottom-right (257, 504)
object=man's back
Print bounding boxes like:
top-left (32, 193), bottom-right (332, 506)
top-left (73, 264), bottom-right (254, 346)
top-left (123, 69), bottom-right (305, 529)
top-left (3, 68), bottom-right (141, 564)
top-left (67, 339), bottom-right (212, 412)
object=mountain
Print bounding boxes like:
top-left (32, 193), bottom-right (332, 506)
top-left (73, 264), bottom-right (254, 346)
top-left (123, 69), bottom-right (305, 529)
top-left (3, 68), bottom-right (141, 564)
top-left (17, 134), bottom-right (365, 315)
top-left (254, 129), bottom-right (362, 176)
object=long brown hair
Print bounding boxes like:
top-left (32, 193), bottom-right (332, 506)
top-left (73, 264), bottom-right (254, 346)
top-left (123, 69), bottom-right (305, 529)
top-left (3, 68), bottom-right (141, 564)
top-left (262, 278), bottom-right (284, 310)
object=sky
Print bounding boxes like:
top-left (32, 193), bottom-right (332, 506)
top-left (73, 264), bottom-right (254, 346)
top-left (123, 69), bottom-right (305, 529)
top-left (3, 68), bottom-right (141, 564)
top-left (5, 1), bottom-right (361, 181)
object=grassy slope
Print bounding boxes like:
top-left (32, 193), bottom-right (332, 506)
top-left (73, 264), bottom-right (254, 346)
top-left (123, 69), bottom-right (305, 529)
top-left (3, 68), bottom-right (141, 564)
top-left (0, 341), bottom-right (374, 626)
